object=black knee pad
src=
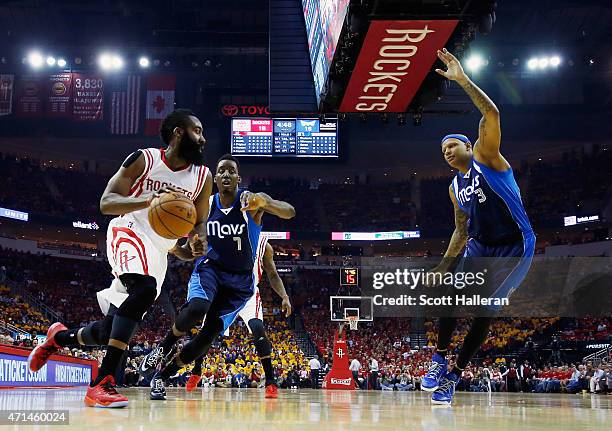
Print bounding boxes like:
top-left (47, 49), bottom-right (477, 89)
top-left (248, 318), bottom-right (266, 340)
top-left (80, 313), bottom-right (114, 346)
top-left (175, 298), bottom-right (211, 332)
top-left (117, 274), bottom-right (157, 321)
top-left (249, 320), bottom-right (271, 357)
top-left (109, 315), bottom-right (140, 345)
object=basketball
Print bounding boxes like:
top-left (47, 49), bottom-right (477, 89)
top-left (147, 192), bottom-right (196, 239)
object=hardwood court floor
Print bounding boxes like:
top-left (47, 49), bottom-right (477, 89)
top-left (1, 387), bottom-right (610, 431)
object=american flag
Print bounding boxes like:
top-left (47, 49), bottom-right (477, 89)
top-left (110, 75), bottom-right (141, 134)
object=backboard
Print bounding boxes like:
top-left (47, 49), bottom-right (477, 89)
top-left (330, 296), bottom-right (373, 322)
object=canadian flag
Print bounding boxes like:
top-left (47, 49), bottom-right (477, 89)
top-left (145, 75), bottom-right (176, 136)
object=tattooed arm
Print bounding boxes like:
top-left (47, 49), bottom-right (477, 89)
top-left (444, 186), bottom-right (469, 260)
top-left (435, 48), bottom-right (508, 171)
top-left (427, 186), bottom-right (469, 281)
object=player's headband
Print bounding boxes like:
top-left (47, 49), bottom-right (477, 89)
top-left (441, 134), bottom-right (471, 145)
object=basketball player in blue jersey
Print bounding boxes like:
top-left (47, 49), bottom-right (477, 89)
top-left (421, 48), bottom-right (536, 405)
top-left (143, 154), bottom-right (295, 400)
top-left (185, 242), bottom-right (292, 397)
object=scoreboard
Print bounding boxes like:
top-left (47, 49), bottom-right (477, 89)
top-left (231, 117), bottom-right (338, 158)
top-left (340, 268), bottom-right (359, 286)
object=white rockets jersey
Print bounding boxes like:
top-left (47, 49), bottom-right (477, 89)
top-left (119, 148), bottom-right (209, 251)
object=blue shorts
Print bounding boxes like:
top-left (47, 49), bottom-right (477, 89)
top-left (457, 232), bottom-right (535, 300)
top-left (187, 259), bottom-right (255, 333)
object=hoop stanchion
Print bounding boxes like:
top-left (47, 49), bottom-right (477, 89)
top-left (323, 327), bottom-right (356, 390)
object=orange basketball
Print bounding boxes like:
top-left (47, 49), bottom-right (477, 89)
top-left (148, 192), bottom-right (196, 239)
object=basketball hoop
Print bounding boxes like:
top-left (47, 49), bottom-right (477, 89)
top-left (347, 316), bottom-right (359, 331)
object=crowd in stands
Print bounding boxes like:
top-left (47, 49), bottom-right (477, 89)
top-left (0, 153), bottom-right (108, 220)
top-left (317, 181), bottom-right (418, 231)
top-left (99, 314), bottom-right (310, 389)
top-left (2, 145), bottom-right (610, 235)
top-left (0, 244), bottom-right (611, 394)
top-left (424, 318), bottom-right (560, 357)
top-left (451, 359), bottom-right (612, 395)
top-left (559, 317), bottom-right (611, 341)
top-left (524, 146), bottom-right (612, 227)
top-left (0, 285), bottom-right (49, 333)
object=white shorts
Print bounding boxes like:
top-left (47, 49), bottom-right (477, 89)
top-left (222, 287), bottom-right (263, 336)
top-left (97, 217), bottom-right (168, 315)
top-left (239, 287), bottom-right (263, 327)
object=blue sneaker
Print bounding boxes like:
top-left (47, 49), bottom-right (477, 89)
top-left (431, 372), bottom-right (459, 405)
top-left (421, 353), bottom-right (448, 392)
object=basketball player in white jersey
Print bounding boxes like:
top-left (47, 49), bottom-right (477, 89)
top-left (28, 109), bottom-right (213, 408)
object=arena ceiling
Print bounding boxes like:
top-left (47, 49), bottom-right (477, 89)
top-left (0, 0), bottom-right (609, 51)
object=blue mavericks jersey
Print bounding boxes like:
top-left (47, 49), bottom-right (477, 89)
top-left (451, 158), bottom-right (533, 245)
top-left (204, 190), bottom-right (263, 273)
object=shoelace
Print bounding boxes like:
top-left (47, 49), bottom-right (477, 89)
top-left (426, 361), bottom-right (443, 377)
top-left (154, 379), bottom-right (164, 391)
top-left (103, 381), bottom-right (119, 395)
top-left (437, 378), bottom-right (456, 392)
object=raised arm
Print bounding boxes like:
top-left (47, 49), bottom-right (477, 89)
top-left (435, 48), bottom-right (507, 170)
top-left (262, 243), bottom-right (292, 317)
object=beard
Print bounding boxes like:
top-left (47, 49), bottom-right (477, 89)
top-left (177, 134), bottom-right (206, 166)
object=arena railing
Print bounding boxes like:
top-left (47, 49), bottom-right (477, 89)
top-left (583, 345), bottom-right (612, 367)
top-left (0, 320), bottom-right (29, 337)
top-left (5, 280), bottom-right (63, 323)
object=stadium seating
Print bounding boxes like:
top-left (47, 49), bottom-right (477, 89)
top-left (2, 147), bottom-right (611, 233)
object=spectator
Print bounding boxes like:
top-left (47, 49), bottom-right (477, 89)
top-left (309, 355), bottom-right (321, 389)
top-left (396, 371), bottom-right (413, 391)
top-left (504, 360), bottom-right (520, 392)
top-left (591, 365), bottom-right (606, 394)
top-left (369, 357), bottom-right (379, 390)
top-left (520, 360), bottom-right (534, 392)
top-left (349, 357), bottom-right (361, 389)
top-left (550, 336), bottom-right (562, 365)
top-left (380, 372), bottom-right (394, 391)
top-left (566, 365), bottom-right (583, 393)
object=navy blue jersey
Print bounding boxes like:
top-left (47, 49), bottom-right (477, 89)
top-left (451, 158), bottom-right (533, 245)
top-left (203, 190), bottom-right (264, 273)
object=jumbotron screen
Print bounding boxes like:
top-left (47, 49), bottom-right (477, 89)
top-left (302, 0), bottom-right (350, 104)
top-left (231, 117), bottom-right (338, 158)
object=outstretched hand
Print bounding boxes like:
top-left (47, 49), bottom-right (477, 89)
top-left (240, 191), bottom-right (266, 212)
top-left (435, 48), bottom-right (468, 84)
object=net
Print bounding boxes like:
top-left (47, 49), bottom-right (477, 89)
top-left (347, 316), bottom-right (359, 331)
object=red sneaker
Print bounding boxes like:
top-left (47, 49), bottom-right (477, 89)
top-left (27, 322), bottom-right (67, 372)
top-left (186, 375), bottom-right (202, 392)
top-left (84, 375), bottom-right (128, 408)
top-left (265, 384), bottom-right (278, 399)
